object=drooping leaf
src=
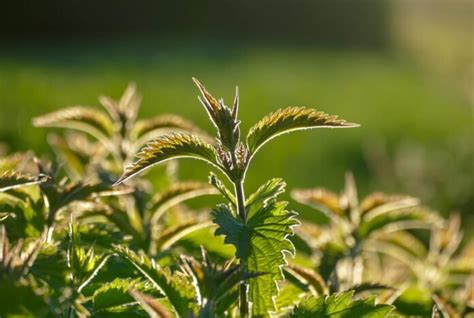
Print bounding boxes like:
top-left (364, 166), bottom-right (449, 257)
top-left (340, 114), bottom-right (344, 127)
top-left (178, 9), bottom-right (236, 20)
top-left (0, 170), bottom-right (50, 193)
top-left (114, 245), bottom-right (199, 316)
top-left (360, 192), bottom-right (418, 215)
top-left (358, 208), bottom-right (442, 239)
top-left (148, 181), bottom-right (218, 223)
top-left (246, 107), bottom-right (358, 155)
top-left (93, 278), bottom-right (160, 312)
top-left (289, 290), bottom-right (393, 317)
top-left (115, 133), bottom-right (220, 184)
top-left (291, 188), bottom-right (344, 218)
top-left (132, 114), bottom-right (205, 143)
top-left (32, 106), bottom-right (115, 146)
top-left (212, 201), bottom-right (299, 317)
top-left (155, 221), bottom-right (214, 251)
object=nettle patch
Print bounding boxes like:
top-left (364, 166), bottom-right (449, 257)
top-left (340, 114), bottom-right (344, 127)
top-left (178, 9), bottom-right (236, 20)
top-left (0, 80), bottom-right (472, 318)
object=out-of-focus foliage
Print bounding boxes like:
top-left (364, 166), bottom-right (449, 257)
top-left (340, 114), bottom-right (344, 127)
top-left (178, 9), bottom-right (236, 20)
top-left (0, 82), bottom-right (472, 317)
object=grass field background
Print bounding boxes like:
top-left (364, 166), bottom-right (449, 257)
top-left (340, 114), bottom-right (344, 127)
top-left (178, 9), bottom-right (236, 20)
top-left (0, 43), bottom-right (472, 226)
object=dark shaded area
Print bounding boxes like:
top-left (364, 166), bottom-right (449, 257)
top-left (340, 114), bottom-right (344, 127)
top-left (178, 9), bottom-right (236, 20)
top-left (1, 0), bottom-right (389, 47)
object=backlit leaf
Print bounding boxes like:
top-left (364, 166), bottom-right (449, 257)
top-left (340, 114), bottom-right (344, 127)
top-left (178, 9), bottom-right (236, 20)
top-left (0, 170), bottom-right (50, 193)
top-left (212, 201), bottom-right (299, 317)
top-left (116, 133), bottom-right (220, 184)
top-left (114, 245), bottom-right (199, 316)
top-left (290, 290), bottom-right (393, 317)
top-left (246, 107), bottom-right (358, 155)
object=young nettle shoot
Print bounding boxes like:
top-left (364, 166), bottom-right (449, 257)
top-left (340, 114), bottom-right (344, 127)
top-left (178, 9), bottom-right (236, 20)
top-left (115, 78), bottom-right (358, 317)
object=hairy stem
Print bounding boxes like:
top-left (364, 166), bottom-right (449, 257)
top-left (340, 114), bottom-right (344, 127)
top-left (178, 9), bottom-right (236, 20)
top-left (230, 151), bottom-right (249, 316)
top-left (234, 181), bottom-right (247, 222)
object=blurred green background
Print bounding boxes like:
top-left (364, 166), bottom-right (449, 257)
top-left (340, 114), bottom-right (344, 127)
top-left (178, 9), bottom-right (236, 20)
top-left (0, 0), bottom-right (472, 226)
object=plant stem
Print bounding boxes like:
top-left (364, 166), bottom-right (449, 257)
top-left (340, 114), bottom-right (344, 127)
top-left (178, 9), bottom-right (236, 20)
top-left (230, 152), bottom-right (249, 316)
top-left (239, 280), bottom-right (249, 317)
top-left (234, 180), bottom-right (247, 222)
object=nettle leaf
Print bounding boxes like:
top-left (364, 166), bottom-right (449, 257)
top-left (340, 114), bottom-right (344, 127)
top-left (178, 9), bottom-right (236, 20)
top-left (114, 245), bottom-right (199, 316)
top-left (148, 181), bottom-right (218, 223)
top-left (209, 172), bottom-right (236, 207)
top-left (93, 278), bottom-right (159, 312)
top-left (32, 106), bottom-right (114, 144)
top-left (212, 201), bottom-right (299, 317)
top-left (291, 188), bottom-right (344, 218)
top-left (358, 208), bottom-right (442, 239)
top-left (155, 221), bottom-right (214, 251)
top-left (68, 222), bottom-right (111, 292)
top-left (246, 107), bottom-right (358, 155)
top-left (0, 170), bottom-right (50, 192)
top-left (132, 114), bottom-right (204, 142)
top-left (129, 289), bottom-right (173, 318)
top-left (193, 78), bottom-right (240, 151)
top-left (116, 133), bottom-right (219, 184)
top-left (245, 178), bottom-right (286, 211)
top-left (290, 290), bottom-right (393, 318)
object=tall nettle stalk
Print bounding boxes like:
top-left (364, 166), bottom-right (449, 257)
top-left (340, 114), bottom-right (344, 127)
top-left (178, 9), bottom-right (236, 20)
top-left (115, 78), bottom-right (358, 317)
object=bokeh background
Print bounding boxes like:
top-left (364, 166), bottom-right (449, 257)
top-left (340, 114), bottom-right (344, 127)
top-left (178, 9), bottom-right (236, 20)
top-left (1, 0), bottom-right (472, 228)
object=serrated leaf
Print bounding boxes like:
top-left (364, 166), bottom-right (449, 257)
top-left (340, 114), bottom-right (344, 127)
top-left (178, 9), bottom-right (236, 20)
top-left (212, 201), bottom-right (299, 317)
top-left (32, 106), bottom-right (115, 145)
top-left (0, 170), bottom-right (50, 192)
top-left (290, 290), bottom-right (393, 317)
top-left (116, 133), bottom-right (220, 184)
top-left (245, 178), bottom-right (286, 211)
top-left (193, 78), bottom-right (240, 151)
top-left (209, 172), bottom-right (236, 207)
top-left (114, 245), bottom-right (198, 316)
top-left (93, 278), bottom-right (159, 312)
top-left (246, 107), bottom-right (358, 155)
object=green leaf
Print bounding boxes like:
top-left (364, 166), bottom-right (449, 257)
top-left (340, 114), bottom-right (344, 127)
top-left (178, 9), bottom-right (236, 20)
top-left (115, 133), bottom-right (219, 184)
top-left (0, 170), bottom-right (49, 193)
top-left (209, 172), bottom-right (236, 207)
top-left (212, 201), bottom-right (299, 317)
top-left (68, 222), bottom-right (111, 292)
top-left (245, 178), bottom-right (286, 211)
top-left (155, 220), bottom-right (214, 251)
top-left (193, 78), bottom-right (240, 151)
top-left (148, 181), bottom-right (218, 223)
top-left (32, 106), bottom-right (115, 146)
top-left (114, 245), bottom-right (198, 316)
top-left (358, 208), bottom-right (441, 239)
top-left (290, 290), bottom-right (393, 317)
top-left (93, 278), bottom-right (159, 312)
top-left (246, 107), bottom-right (358, 155)
top-left (129, 289), bottom-right (173, 318)
top-left (132, 114), bottom-right (205, 143)
top-left (285, 263), bottom-right (329, 296)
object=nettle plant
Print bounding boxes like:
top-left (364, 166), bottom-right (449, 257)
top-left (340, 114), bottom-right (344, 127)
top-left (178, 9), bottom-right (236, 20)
top-left (115, 78), bottom-right (359, 316)
top-left (2, 79), bottom-right (471, 318)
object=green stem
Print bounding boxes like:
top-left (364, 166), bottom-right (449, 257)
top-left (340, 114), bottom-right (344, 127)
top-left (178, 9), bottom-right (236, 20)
top-left (234, 180), bottom-right (247, 222)
top-left (230, 152), bottom-right (249, 316)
